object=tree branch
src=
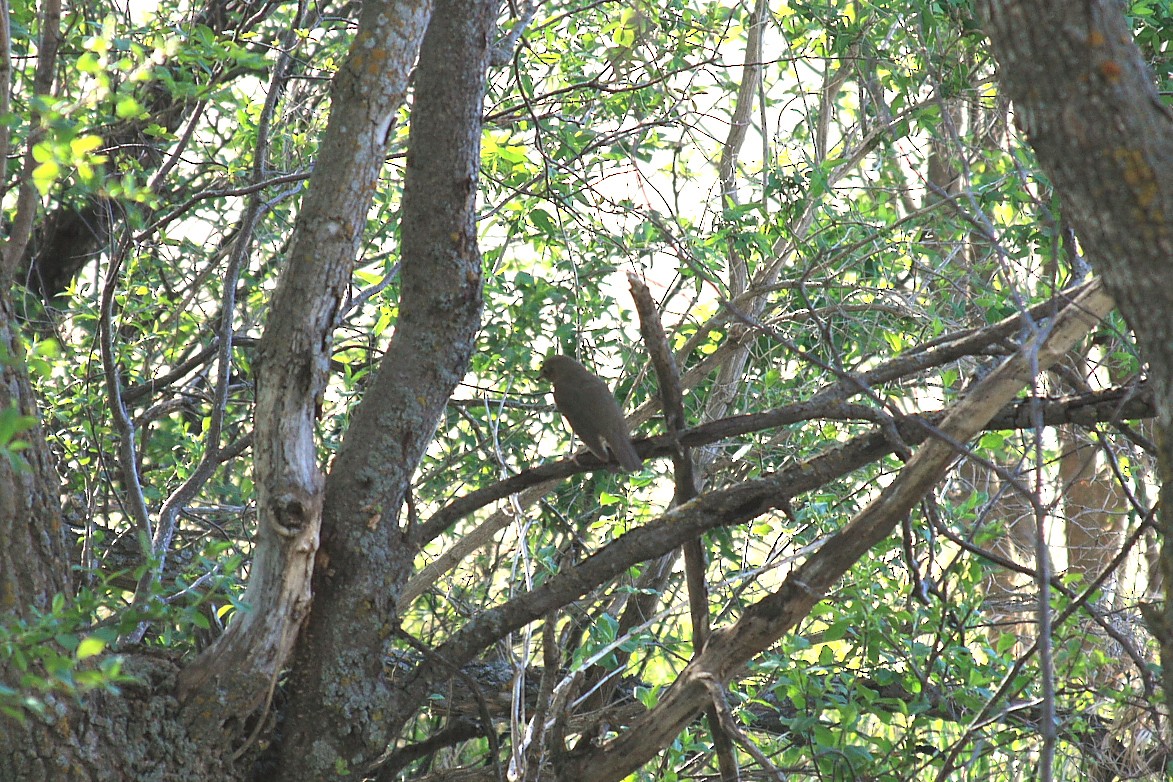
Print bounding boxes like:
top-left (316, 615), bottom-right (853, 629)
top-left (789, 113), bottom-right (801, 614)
top-left (557, 282), bottom-right (1115, 781)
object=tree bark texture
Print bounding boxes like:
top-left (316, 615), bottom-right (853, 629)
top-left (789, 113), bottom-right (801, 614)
top-left (270, 2), bottom-right (492, 777)
top-left (0, 287), bottom-right (86, 779)
top-left (3, 2), bottom-right (438, 779)
top-left (0, 295), bottom-right (67, 618)
top-left (977, 0), bottom-right (1173, 701)
top-left (6, 2), bottom-right (1169, 780)
top-left (176, 0), bottom-right (438, 744)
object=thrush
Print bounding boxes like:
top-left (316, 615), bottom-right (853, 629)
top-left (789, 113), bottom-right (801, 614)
top-left (539, 355), bottom-right (642, 472)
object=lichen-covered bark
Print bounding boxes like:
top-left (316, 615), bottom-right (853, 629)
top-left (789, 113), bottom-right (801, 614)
top-left (0, 295), bottom-right (67, 618)
top-left (176, 0), bottom-right (435, 744)
top-left (977, 0), bottom-right (1173, 700)
top-left (3, 658), bottom-right (242, 782)
top-left (270, 2), bottom-right (493, 778)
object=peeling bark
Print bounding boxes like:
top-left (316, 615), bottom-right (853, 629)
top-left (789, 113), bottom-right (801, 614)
top-left (175, 0), bottom-right (435, 749)
top-left (271, 2), bottom-right (493, 777)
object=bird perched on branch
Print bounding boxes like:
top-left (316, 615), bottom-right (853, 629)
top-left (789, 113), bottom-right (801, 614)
top-left (539, 355), bottom-right (642, 472)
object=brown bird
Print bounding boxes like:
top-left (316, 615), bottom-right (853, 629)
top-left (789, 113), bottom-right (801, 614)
top-left (539, 355), bottom-right (642, 472)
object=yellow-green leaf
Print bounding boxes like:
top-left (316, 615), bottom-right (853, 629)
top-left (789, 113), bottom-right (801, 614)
top-left (76, 636), bottom-right (106, 660)
top-left (32, 160), bottom-right (61, 194)
top-left (70, 134), bottom-right (104, 156)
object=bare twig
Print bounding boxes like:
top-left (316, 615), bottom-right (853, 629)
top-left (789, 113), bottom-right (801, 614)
top-left (630, 273), bottom-right (739, 777)
top-left (132, 0), bottom-right (316, 629)
top-left (99, 241), bottom-right (154, 551)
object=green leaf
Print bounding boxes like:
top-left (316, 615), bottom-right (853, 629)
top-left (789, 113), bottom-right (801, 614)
top-left (115, 96), bottom-right (144, 119)
top-left (76, 636), bottom-right (105, 660)
top-left (70, 134), bottom-right (104, 156)
top-left (32, 160), bottom-right (60, 194)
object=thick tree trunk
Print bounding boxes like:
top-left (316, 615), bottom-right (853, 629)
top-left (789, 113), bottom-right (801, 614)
top-left (0, 296), bottom-right (67, 618)
top-left (1, 1), bottom-right (441, 778)
top-left (978, 0), bottom-right (1173, 702)
top-left (174, 0), bottom-right (436, 745)
top-left (0, 255), bottom-right (236, 781)
top-left (271, 2), bottom-right (494, 777)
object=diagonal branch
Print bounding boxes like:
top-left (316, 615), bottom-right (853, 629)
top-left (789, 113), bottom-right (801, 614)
top-left (557, 282), bottom-right (1115, 782)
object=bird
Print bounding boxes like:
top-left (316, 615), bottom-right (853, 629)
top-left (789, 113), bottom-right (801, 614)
top-left (539, 355), bottom-right (642, 472)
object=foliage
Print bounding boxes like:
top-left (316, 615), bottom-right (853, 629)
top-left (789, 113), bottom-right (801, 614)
top-left (2, 0), bottom-right (1170, 778)
top-left (0, 589), bottom-right (128, 721)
